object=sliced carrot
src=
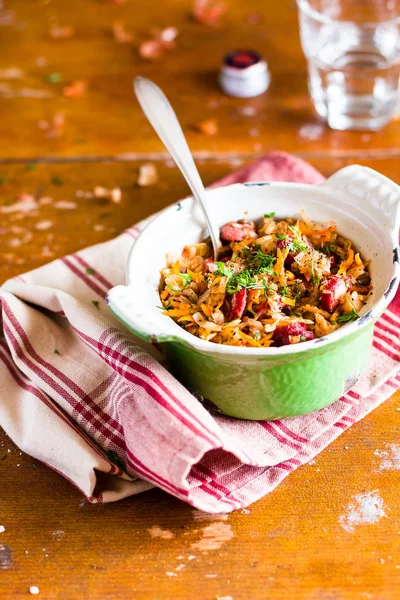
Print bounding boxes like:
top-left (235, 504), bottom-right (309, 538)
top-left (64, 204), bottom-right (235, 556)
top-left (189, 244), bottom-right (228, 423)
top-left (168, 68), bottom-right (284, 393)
top-left (237, 329), bottom-right (261, 347)
top-left (164, 308), bottom-right (192, 317)
top-left (275, 247), bottom-right (288, 286)
top-left (200, 303), bottom-right (213, 317)
top-left (300, 304), bottom-right (331, 319)
top-left (337, 248), bottom-right (354, 275)
top-left (281, 296), bottom-right (296, 307)
top-left (298, 220), bottom-right (336, 237)
top-left (172, 261), bottom-right (181, 274)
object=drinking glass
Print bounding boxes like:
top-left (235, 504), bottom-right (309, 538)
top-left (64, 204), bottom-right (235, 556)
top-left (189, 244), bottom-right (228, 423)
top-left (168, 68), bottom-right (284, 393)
top-left (296, 0), bottom-right (400, 130)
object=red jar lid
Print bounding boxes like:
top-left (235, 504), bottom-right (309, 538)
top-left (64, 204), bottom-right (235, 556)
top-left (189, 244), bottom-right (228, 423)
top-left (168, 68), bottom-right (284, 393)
top-left (219, 49), bottom-right (270, 98)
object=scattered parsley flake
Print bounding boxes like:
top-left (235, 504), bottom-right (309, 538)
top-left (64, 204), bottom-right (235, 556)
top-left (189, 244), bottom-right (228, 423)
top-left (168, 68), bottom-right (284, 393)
top-left (336, 309), bottom-right (360, 323)
top-left (47, 72), bottom-right (62, 83)
top-left (25, 163), bottom-right (37, 172)
top-left (276, 235), bottom-right (286, 241)
top-left (1, 455), bottom-right (6, 461)
top-left (32, 463), bottom-right (38, 469)
top-left (254, 331), bottom-right (261, 341)
top-left (54, 349), bottom-right (61, 355)
top-left (290, 238), bottom-right (308, 253)
top-left (51, 176), bottom-right (64, 186)
top-left (91, 300), bottom-right (100, 309)
top-left (85, 268), bottom-right (94, 275)
top-left (264, 212), bottom-right (276, 218)
top-left (300, 335), bottom-right (307, 342)
top-left (0, 175), bottom-right (7, 185)
top-left (281, 286), bottom-right (288, 297)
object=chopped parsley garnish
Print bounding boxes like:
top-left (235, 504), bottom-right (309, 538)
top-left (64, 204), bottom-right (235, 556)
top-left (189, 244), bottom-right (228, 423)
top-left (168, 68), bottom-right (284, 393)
top-left (336, 309), bottom-right (360, 323)
top-left (245, 250), bottom-right (276, 274)
top-left (300, 335), bottom-right (307, 342)
top-left (0, 175), bottom-right (7, 185)
top-left (226, 270), bottom-right (267, 294)
top-left (215, 259), bottom-right (271, 294)
top-left (281, 286), bottom-right (288, 297)
top-left (215, 261), bottom-right (230, 277)
top-left (85, 267), bottom-right (94, 275)
top-left (264, 212), bottom-right (276, 218)
top-left (254, 331), bottom-right (261, 341)
top-left (54, 349), bottom-right (61, 356)
top-left (290, 238), bottom-right (308, 253)
top-left (180, 273), bottom-right (192, 287)
top-left (25, 163), bottom-right (37, 172)
top-left (51, 175), bottom-right (64, 186)
top-left (310, 258), bottom-right (319, 285)
top-left (276, 235), bottom-right (286, 241)
top-left (91, 300), bottom-right (100, 309)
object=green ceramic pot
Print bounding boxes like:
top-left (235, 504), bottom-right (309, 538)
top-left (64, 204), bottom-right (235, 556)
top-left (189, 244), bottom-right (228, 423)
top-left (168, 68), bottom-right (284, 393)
top-left (107, 165), bottom-right (400, 420)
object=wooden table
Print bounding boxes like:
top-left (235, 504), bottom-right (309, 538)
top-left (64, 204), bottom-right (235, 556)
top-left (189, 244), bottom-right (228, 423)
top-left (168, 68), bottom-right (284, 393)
top-left (1, 1), bottom-right (400, 598)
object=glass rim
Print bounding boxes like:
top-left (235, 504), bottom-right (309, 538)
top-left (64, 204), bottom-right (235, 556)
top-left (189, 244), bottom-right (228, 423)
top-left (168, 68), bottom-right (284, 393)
top-left (296, 0), bottom-right (400, 27)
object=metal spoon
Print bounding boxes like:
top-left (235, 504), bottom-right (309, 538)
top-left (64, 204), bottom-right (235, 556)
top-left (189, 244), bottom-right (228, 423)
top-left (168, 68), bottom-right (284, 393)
top-left (134, 76), bottom-right (220, 260)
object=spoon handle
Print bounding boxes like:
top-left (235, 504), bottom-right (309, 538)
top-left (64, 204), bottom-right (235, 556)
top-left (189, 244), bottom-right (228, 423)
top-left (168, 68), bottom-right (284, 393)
top-left (134, 76), bottom-right (220, 259)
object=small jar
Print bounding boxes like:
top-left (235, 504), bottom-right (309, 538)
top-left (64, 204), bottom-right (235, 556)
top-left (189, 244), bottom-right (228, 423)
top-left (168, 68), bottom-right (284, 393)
top-left (219, 49), bottom-right (270, 98)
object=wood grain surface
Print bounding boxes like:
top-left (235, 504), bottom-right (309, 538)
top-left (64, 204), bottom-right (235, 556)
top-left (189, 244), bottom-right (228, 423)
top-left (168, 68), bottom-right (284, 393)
top-left (1, 0), bottom-right (400, 598)
top-left (1, 0), bottom-right (400, 159)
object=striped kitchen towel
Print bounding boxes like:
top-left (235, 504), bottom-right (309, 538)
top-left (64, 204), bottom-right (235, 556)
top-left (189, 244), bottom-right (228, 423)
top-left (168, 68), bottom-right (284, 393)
top-left (1, 151), bottom-right (399, 513)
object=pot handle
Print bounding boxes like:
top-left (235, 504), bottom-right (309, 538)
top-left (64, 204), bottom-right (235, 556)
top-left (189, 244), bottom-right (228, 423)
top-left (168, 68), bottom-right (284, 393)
top-left (106, 285), bottom-right (180, 344)
top-left (322, 165), bottom-right (400, 245)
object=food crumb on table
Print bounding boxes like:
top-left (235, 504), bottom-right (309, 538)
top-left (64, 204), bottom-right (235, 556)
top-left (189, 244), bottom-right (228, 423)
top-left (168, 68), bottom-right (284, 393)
top-left (137, 163), bottom-right (158, 187)
top-left (29, 586), bottom-right (40, 595)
